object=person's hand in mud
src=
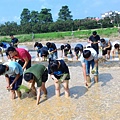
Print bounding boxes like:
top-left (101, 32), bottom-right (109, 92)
top-left (48, 51), bottom-right (53, 54)
top-left (84, 80), bottom-right (88, 87)
top-left (6, 85), bottom-right (12, 91)
top-left (103, 47), bottom-right (106, 50)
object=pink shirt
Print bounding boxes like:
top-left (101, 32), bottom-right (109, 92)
top-left (15, 48), bottom-right (31, 62)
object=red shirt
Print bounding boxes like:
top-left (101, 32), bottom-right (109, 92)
top-left (15, 48), bottom-right (31, 62)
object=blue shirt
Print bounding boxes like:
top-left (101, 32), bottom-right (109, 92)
top-left (2, 42), bottom-right (11, 49)
top-left (4, 61), bottom-right (23, 77)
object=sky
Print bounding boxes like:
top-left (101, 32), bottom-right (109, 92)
top-left (0, 0), bottom-right (120, 24)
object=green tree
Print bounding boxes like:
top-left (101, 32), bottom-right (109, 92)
top-left (38, 8), bottom-right (53, 23)
top-left (30, 10), bottom-right (39, 24)
top-left (20, 8), bottom-right (31, 25)
top-left (58, 5), bottom-right (73, 21)
top-left (0, 22), bottom-right (19, 35)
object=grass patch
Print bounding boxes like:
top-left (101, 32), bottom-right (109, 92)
top-left (0, 27), bottom-right (119, 43)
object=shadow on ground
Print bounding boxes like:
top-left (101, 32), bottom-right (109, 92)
top-left (70, 86), bottom-right (88, 99)
top-left (98, 73), bottom-right (113, 86)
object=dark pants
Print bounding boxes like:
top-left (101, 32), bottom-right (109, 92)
top-left (18, 60), bottom-right (31, 69)
top-left (102, 47), bottom-right (112, 55)
top-left (42, 69), bottom-right (48, 82)
top-left (10, 75), bottom-right (23, 90)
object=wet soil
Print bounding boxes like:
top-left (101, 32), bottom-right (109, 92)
top-left (0, 58), bottom-right (120, 120)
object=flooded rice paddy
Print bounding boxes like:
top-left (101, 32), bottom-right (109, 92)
top-left (0, 43), bottom-right (120, 120)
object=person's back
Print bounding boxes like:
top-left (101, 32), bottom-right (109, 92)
top-left (1, 42), bottom-right (11, 49)
top-left (64, 43), bottom-right (71, 50)
top-left (24, 64), bottom-right (46, 84)
top-left (15, 48), bottom-right (31, 62)
top-left (80, 47), bottom-right (98, 63)
top-left (48, 59), bottom-right (70, 97)
top-left (3, 61), bottom-right (23, 77)
top-left (74, 44), bottom-right (83, 60)
top-left (7, 47), bottom-right (31, 70)
top-left (64, 43), bottom-right (73, 58)
top-left (100, 39), bottom-right (112, 48)
top-left (40, 46), bottom-right (48, 56)
top-left (24, 63), bottom-right (48, 105)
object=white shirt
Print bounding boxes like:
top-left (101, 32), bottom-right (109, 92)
top-left (80, 48), bottom-right (98, 63)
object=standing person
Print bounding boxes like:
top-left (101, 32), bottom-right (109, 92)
top-left (74, 44), bottom-right (83, 60)
top-left (0, 61), bottom-right (23, 99)
top-left (88, 31), bottom-right (100, 54)
top-left (6, 47), bottom-right (31, 70)
top-left (10, 34), bottom-right (19, 48)
top-left (111, 41), bottom-right (120, 60)
top-left (24, 64), bottom-right (48, 105)
top-left (34, 42), bottom-right (43, 58)
top-left (100, 38), bottom-right (112, 59)
top-left (80, 48), bottom-right (99, 86)
top-left (46, 42), bottom-right (58, 61)
top-left (48, 60), bottom-right (70, 97)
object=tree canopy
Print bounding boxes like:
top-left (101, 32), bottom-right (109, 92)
top-left (0, 6), bottom-right (120, 36)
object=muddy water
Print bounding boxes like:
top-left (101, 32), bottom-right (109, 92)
top-left (0, 44), bottom-right (120, 120)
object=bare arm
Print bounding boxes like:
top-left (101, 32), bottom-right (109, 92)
top-left (105, 41), bottom-right (111, 49)
top-left (5, 74), bottom-right (10, 88)
top-left (22, 57), bottom-right (29, 70)
top-left (88, 39), bottom-right (93, 44)
top-left (81, 63), bottom-right (87, 85)
top-left (50, 74), bottom-right (59, 83)
top-left (10, 74), bottom-right (20, 88)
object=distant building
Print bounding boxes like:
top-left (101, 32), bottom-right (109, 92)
top-left (101, 11), bottom-right (120, 19)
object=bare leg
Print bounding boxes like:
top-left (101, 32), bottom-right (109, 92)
top-left (112, 50), bottom-right (115, 59)
top-left (29, 81), bottom-right (37, 96)
top-left (54, 82), bottom-right (60, 97)
top-left (31, 85), bottom-right (37, 96)
top-left (107, 50), bottom-right (111, 59)
top-left (16, 90), bottom-right (21, 99)
top-left (37, 53), bottom-right (39, 58)
top-left (62, 80), bottom-right (70, 97)
top-left (10, 90), bottom-right (16, 99)
top-left (41, 82), bottom-right (47, 96)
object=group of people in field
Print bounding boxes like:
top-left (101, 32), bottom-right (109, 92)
top-left (0, 31), bottom-right (120, 105)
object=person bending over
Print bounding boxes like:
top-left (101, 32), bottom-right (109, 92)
top-left (24, 64), bottom-right (48, 105)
